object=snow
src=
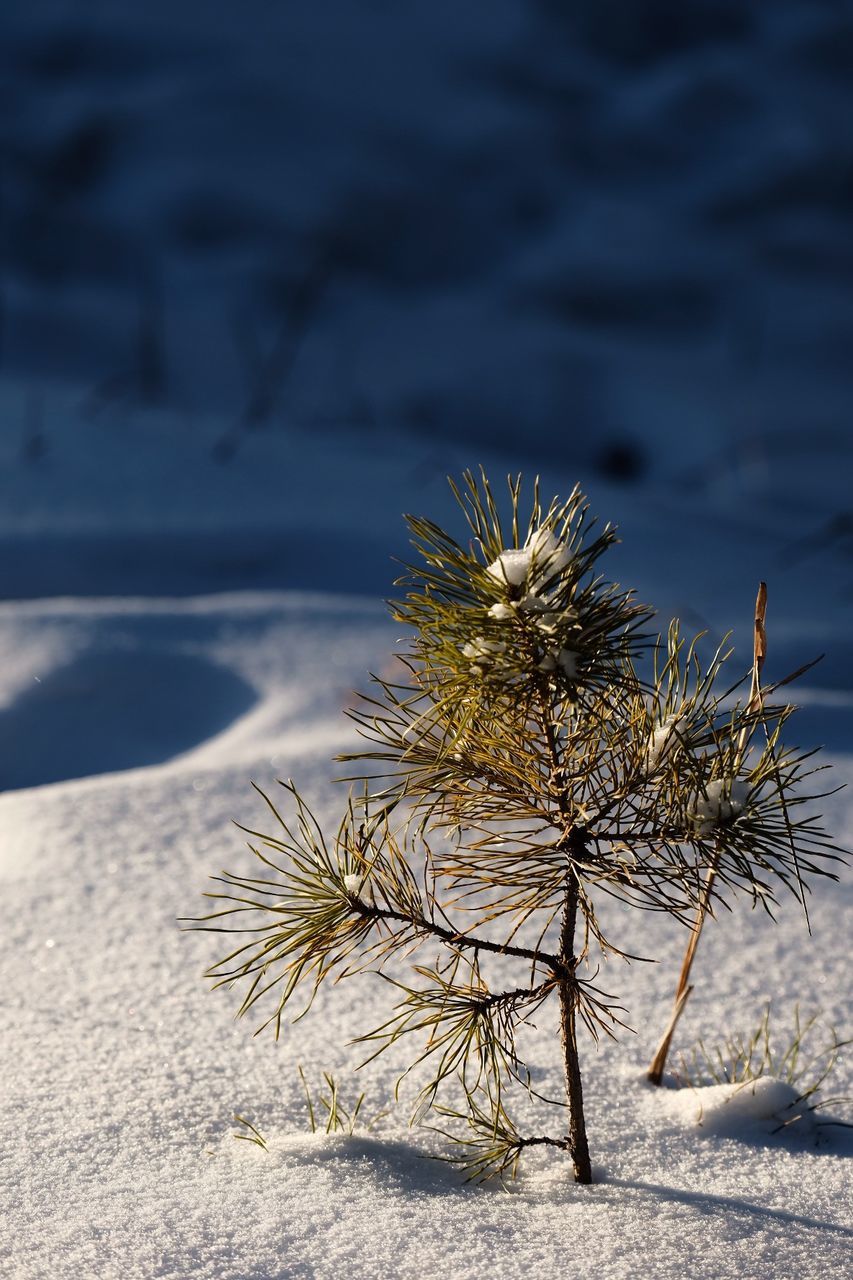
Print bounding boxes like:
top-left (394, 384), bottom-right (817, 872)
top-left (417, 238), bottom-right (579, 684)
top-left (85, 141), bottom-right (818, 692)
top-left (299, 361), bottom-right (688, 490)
top-left (0, 498), bottom-right (850, 1280)
top-left (485, 528), bottom-right (572, 591)
top-left (692, 778), bottom-right (753, 831)
top-left (461, 636), bottom-right (508, 663)
top-left (537, 647), bottom-right (578, 678)
top-left (663, 1077), bottom-right (804, 1137)
top-left (487, 601), bottom-right (515, 621)
top-left (646, 713), bottom-right (687, 773)
top-left (486, 548), bottom-right (534, 588)
top-left (1, 3), bottom-right (853, 1276)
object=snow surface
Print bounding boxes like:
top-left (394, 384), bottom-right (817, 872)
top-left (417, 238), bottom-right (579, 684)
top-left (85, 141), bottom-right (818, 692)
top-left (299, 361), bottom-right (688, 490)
top-left (665, 1076), bottom-right (804, 1137)
top-left (0, 460), bottom-right (850, 1279)
top-left (2, 3), bottom-right (853, 1276)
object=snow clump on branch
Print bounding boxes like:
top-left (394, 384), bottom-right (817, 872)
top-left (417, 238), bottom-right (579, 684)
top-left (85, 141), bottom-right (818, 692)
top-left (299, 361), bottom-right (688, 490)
top-left (482, 526), bottom-right (580, 683)
top-left (645, 713), bottom-right (688, 773)
top-left (462, 636), bottom-right (508, 676)
top-left (485, 526), bottom-right (572, 592)
top-left (691, 779), bottom-right (752, 834)
top-left (538, 649), bottom-right (578, 678)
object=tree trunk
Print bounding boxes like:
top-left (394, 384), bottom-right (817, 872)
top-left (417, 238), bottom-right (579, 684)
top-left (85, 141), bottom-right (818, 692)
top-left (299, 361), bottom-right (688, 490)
top-left (559, 878), bottom-right (592, 1183)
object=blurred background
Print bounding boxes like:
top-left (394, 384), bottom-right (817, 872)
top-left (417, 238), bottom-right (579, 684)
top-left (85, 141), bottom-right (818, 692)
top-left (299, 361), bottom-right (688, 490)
top-left (0, 0), bottom-right (851, 612)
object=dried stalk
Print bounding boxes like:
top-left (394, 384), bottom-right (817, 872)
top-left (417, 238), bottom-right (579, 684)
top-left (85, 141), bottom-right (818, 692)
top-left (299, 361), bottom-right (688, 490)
top-left (647, 582), bottom-right (768, 1085)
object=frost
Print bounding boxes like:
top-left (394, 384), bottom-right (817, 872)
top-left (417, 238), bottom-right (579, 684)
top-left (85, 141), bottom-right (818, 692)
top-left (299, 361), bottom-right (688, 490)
top-left (691, 779), bottom-right (752, 833)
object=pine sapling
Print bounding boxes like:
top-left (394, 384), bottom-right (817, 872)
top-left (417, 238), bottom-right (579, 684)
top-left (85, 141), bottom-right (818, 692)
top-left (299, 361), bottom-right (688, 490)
top-left (189, 472), bottom-right (842, 1183)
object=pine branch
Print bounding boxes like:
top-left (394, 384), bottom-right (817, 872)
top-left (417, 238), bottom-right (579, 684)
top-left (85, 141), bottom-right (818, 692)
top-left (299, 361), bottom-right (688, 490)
top-left (347, 895), bottom-right (569, 977)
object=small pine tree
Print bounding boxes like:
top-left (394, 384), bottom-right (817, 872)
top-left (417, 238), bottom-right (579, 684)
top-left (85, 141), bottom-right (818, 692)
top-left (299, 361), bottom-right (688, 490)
top-left (191, 472), bottom-right (842, 1183)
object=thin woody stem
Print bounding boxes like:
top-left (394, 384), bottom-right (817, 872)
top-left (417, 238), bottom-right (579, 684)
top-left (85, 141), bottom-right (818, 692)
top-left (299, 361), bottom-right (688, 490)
top-left (559, 872), bottom-right (592, 1182)
top-left (535, 675), bottom-right (593, 1183)
top-left (479, 982), bottom-right (552, 1009)
top-left (352, 899), bottom-right (568, 975)
top-left (519, 1134), bottom-right (570, 1151)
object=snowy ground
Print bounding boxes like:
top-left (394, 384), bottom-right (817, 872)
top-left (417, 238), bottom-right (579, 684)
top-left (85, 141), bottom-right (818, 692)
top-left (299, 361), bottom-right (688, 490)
top-left (0, 427), bottom-right (850, 1277)
top-left (0, 606), bottom-right (850, 1280)
top-left (2, 2), bottom-right (853, 1276)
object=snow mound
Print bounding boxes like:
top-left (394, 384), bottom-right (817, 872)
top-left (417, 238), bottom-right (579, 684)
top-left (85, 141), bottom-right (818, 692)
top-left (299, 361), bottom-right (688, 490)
top-left (0, 594), bottom-right (849, 1279)
top-left (0, 647), bottom-right (257, 790)
top-left (666, 1076), bottom-right (805, 1137)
